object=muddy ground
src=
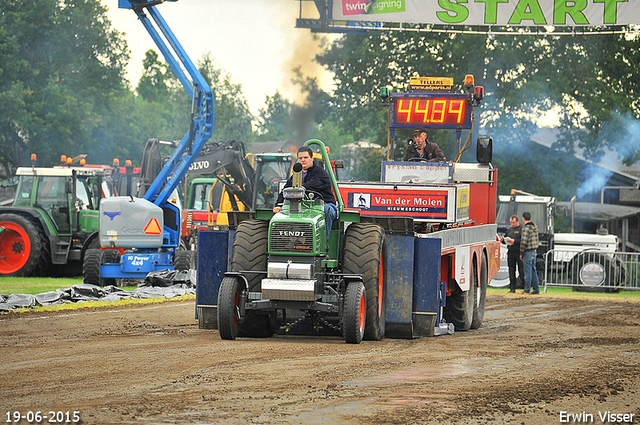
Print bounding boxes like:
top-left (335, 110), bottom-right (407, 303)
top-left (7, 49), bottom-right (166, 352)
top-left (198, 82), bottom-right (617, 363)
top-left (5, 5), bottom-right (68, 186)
top-left (1, 292), bottom-right (639, 424)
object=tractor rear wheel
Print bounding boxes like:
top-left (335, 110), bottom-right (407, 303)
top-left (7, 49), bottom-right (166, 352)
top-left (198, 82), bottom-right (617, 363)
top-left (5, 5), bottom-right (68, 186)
top-left (343, 281), bottom-right (366, 344)
top-left (471, 253), bottom-right (488, 329)
top-left (444, 261), bottom-right (476, 331)
top-left (218, 276), bottom-right (243, 340)
top-left (228, 219), bottom-right (275, 338)
top-left (0, 213), bottom-right (50, 277)
top-left (342, 223), bottom-right (386, 341)
top-left (230, 220), bottom-right (269, 291)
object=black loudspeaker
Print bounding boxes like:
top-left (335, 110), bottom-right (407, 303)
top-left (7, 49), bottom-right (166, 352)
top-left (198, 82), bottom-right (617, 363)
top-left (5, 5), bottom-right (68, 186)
top-left (476, 136), bottom-right (493, 164)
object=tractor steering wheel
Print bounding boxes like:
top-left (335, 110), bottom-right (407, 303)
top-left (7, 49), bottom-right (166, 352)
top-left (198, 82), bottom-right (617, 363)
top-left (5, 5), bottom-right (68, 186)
top-left (305, 189), bottom-right (323, 201)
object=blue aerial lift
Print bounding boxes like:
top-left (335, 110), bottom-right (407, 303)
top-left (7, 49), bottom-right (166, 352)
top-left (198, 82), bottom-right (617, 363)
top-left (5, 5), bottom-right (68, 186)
top-left (83, 0), bottom-right (214, 284)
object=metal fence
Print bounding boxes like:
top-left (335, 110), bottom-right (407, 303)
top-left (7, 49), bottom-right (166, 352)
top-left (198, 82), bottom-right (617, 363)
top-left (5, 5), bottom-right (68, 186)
top-left (542, 249), bottom-right (640, 292)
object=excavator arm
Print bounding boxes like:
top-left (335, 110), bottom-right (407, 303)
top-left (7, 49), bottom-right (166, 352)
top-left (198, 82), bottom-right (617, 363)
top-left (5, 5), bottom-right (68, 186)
top-left (185, 140), bottom-right (255, 210)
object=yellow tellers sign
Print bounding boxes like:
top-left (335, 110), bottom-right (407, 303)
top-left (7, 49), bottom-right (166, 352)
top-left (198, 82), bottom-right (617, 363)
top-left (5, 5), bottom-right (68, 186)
top-left (332, 0), bottom-right (639, 26)
top-left (409, 77), bottom-right (454, 92)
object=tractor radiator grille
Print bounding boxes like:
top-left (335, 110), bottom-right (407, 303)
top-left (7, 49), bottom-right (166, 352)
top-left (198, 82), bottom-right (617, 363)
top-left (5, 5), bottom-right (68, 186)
top-left (270, 222), bottom-right (314, 252)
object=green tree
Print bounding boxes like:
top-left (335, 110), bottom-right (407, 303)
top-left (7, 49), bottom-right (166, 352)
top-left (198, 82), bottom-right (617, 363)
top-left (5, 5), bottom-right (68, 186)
top-left (0, 0), bottom-right (129, 169)
top-left (197, 53), bottom-right (254, 143)
top-left (126, 51), bottom-right (255, 164)
top-left (136, 50), bottom-right (170, 103)
top-left (256, 92), bottom-right (294, 142)
top-left (317, 30), bottom-right (640, 200)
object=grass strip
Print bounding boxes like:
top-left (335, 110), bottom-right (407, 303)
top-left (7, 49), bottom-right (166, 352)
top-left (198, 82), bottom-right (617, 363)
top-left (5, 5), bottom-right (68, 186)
top-left (488, 286), bottom-right (640, 301)
top-left (0, 276), bottom-right (137, 295)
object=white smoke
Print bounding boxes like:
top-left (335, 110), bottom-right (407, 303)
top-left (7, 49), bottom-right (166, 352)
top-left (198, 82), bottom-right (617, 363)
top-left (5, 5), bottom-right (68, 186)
top-left (576, 164), bottom-right (613, 198)
top-left (609, 111), bottom-right (640, 165)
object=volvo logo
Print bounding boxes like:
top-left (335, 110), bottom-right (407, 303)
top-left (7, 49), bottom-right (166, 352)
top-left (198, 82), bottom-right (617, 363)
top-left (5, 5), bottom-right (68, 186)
top-left (279, 230), bottom-right (305, 237)
top-left (188, 160), bottom-right (210, 171)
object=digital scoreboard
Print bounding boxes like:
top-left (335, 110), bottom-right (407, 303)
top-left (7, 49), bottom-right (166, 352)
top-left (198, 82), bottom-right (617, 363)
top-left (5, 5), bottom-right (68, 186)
top-left (389, 93), bottom-right (472, 130)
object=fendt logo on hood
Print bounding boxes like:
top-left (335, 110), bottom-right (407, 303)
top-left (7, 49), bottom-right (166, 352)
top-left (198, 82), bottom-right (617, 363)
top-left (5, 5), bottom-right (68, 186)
top-left (279, 230), bottom-right (305, 237)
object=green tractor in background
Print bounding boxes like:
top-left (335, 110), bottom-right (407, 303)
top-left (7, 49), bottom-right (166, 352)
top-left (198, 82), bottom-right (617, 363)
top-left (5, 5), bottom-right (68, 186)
top-left (0, 165), bottom-right (114, 277)
top-left (218, 140), bottom-right (387, 344)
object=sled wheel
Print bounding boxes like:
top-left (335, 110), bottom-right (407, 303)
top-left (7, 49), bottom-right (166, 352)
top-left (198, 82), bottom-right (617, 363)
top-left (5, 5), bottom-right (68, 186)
top-left (229, 219), bottom-right (275, 338)
top-left (444, 257), bottom-right (476, 331)
top-left (471, 252), bottom-right (488, 329)
top-left (174, 250), bottom-right (196, 271)
top-left (218, 276), bottom-right (243, 340)
top-left (342, 222), bottom-right (386, 341)
top-left (0, 213), bottom-right (49, 276)
top-left (343, 281), bottom-right (366, 344)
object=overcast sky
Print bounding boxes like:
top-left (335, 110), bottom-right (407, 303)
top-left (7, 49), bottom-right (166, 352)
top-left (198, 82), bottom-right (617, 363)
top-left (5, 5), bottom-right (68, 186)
top-left (102, 0), bottom-right (335, 115)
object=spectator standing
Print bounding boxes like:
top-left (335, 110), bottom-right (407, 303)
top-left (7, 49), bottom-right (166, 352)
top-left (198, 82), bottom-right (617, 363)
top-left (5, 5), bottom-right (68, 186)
top-left (519, 211), bottom-right (540, 295)
top-left (500, 215), bottom-right (524, 293)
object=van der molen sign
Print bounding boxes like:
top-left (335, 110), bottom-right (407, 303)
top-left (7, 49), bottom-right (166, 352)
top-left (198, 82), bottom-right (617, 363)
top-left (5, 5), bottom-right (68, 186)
top-left (335, 0), bottom-right (640, 26)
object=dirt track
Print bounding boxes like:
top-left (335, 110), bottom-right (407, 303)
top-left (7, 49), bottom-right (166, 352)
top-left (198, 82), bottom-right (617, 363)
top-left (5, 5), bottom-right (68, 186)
top-left (1, 293), bottom-right (639, 424)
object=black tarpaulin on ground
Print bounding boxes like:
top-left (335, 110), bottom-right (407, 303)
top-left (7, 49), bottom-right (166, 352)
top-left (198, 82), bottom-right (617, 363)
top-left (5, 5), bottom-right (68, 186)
top-left (0, 270), bottom-right (196, 313)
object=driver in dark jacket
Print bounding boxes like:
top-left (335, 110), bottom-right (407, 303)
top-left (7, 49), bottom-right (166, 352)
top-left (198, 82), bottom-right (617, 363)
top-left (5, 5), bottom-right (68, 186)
top-left (403, 127), bottom-right (446, 162)
top-left (273, 146), bottom-right (337, 242)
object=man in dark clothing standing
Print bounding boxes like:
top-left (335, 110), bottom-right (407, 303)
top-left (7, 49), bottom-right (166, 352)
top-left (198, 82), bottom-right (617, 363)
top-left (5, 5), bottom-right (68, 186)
top-left (403, 127), bottom-right (446, 162)
top-left (519, 211), bottom-right (540, 295)
top-left (273, 146), bottom-right (337, 242)
top-left (500, 215), bottom-right (524, 293)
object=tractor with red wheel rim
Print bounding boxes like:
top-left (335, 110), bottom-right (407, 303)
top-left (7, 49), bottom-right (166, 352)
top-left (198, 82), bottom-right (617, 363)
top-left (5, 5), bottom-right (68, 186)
top-left (0, 165), bottom-right (115, 277)
top-left (215, 139), bottom-right (384, 344)
top-left (196, 75), bottom-right (500, 343)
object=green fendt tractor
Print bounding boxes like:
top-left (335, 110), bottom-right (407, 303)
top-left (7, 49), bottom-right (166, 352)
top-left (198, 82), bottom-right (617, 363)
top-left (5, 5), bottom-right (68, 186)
top-left (218, 139), bottom-right (387, 344)
top-left (0, 165), bottom-right (114, 277)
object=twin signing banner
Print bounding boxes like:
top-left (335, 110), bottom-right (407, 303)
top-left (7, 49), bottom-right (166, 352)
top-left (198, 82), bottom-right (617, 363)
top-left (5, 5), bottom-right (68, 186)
top-left (334, 0), bottom-right (640, 27)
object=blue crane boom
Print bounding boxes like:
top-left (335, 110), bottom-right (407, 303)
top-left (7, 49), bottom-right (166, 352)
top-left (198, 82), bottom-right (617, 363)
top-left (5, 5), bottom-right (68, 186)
top-left (87, 0), bottom-right (214, 282)
top-left (118, 0), bottom-right (214, 207)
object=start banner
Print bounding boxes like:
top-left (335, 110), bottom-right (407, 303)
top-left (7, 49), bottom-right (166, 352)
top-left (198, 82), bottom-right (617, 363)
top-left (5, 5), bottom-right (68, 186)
top-left (334, 0), bottom-right (640, 27)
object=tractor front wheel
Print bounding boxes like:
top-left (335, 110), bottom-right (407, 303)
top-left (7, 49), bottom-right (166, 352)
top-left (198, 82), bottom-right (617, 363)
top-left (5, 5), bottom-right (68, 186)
top-left (0, 213), bottom-right (49, 277)
top-left (343, 281), bottom-right (366, 344)
top-left (228, 219), bottom-right (275, 338)
top-left (218, 276), bottom-right (244, 340)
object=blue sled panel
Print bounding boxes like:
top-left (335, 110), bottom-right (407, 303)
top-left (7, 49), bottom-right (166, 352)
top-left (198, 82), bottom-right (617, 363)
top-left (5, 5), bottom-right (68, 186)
top-left (196, 230), bottom-right (229, 326)
top-left (384, 233), bottom-right (415, 338)
top-left (385, 234), bottom-right (442, 338)
top-left (412, 237), bottom-right (442, 337)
